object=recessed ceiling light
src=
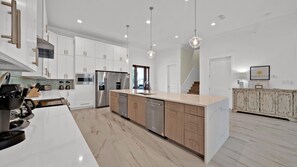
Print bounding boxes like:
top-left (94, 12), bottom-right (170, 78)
top-left (146, 20), bottom-right (151, 24)
top-left (174, 35), bottom-right (179, 38)
top-left (153, 44), bottom-right (156, 47)
top-left (77, 19), bottom-right (82, 24)
top-left (124, 35), bottom-right (128, 38)
top-left (185, 0), bottom-right (189, 1)
top-left (211, 22), bottom-right (216, 26)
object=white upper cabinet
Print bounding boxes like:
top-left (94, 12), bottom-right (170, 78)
top-left (96, 42), bottom-right (113, 60)
top-left (48, 31), bottom-right (58, 79)
top-left (75, 56), bottom-right (95, 73)
top-left (113, 46), bottom-right (127, 62)
top-left (75, 37), bottom-right (96, 57)
top-left (57, 36), bottom-right (74, 56)
top-left (37, 0), bottom-right (48, 41)
top-left (0, 0), bottom-right (38, 72)
top-left (57, 35), bottom-right (74, 79)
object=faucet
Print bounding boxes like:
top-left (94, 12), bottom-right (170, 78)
top-left (144, 81), bottom-right (151, 91)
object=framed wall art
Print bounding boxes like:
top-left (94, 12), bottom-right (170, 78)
top-left (250, 65), bottom-right (270, 80)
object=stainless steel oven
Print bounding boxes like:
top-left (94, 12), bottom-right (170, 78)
top-left (75, 74), bottom-right (94, 85)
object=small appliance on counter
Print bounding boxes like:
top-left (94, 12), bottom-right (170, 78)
top-left (0, 84), bottom-right (28, 150)
top-left (40, 85), bottom-right (52, 91)
top-left (65, 81), bottom-right (71, 90)
top-left (59, 81), bottom-right (64, 90)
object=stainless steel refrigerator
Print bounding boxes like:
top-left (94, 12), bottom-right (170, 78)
top-left (95, 71), bottom-right (130, 108)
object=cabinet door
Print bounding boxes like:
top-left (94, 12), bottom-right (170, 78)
top-left (260, 90), bottom-right (276, 115)
top-left (57, 54), bottom-right (66, 79)
top-left (135, 97), bottom-right (146, 126)
top-left (114, 46), bottom-right (127, 61)
top-left (48, 31), bottom-right (58, 79)
top-left (75, 37), bottom-right (95, 57)
top-left (294, 92), bottom-right (297, 118)
top-left (75, 55), bottom-right (85, 73)
top-left (95, 59), bottom-right (105, 70)
top-left (105, 59), bottom-right (114, 71)
top-left (58, 36), bottom-right (73, 55)
top-left (246, 90), bottom-right (260, 113)
top-left (165, 102), bottom-right (184, 145)
top-left (276, 91), bottom-right (293, 117)
top-left (128, 95), bottom-right (136, 121)
top-left (233, 89), bottom-right (246, 111)
top-left (85, 56), bottom-right (95, 73)
top-left (96, 42), bottom-right (114, 60)
top-left (114, 61), bottom-right (128, 72)
top-left (65, 55), bottom-right (74, 79)
top-left (67, 90), bottom-right (76, 109)
top-left (110, 92), bottom-right (119, 113)
top-left (42, 58), bottom-right (49, 77)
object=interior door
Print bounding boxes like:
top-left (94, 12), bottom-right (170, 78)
top-left (209, 57), bottom-right (231, 106)
top-left (167, 64), bottom-right (178, 93)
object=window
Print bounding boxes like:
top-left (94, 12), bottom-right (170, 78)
top-left (132, 65), bottom-right (150, 90)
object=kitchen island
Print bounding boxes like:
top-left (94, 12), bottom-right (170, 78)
top-left (110, 89), bottom-right (229, 164)
top-left (0, 105), bottom-right (98, 167)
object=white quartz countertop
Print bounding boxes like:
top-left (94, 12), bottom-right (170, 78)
top-left (0, 105), bottom-right (99, 167)
top-left (111, 89), bottom-right (227, 107)
top-left (26, 90), bottom-right (63, 101)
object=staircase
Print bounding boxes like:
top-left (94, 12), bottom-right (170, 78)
top-left (187, 81), bottom-right (200, 95)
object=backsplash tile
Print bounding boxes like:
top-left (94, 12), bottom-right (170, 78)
top-left (0, 71), bottom-right (74, 89)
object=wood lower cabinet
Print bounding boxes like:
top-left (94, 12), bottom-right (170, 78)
top-left (128, 95), bottom-right (145, 126)
top-left (110, 92), bottom-right (119, 113)
top-left (165, 102), bottom-right (185, 145)
top-left (233, 88), bottom-right (297, 120)
top-left (184, 104), bottom-right (205, 155)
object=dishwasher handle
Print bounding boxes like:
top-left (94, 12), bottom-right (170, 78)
top-left (146, 101), bottom-right (162, 106)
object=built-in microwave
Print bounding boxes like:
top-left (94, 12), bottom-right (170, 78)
top-left (75, 74), bottom-right (94, 85)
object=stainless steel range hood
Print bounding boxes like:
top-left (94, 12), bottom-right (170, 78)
top-left (37, 38), bottom-right (54, 59)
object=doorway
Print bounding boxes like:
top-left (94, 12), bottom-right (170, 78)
top-left (132, 65), bottom-right (150, 90)
top-left (209, 57), bottom-right (231, 106)
top-left (167, 64), bottom-right (178, 93)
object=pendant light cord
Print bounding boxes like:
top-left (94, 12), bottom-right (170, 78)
top-left (150, 7), bottom-right (153, 50)
top-left (194, 0), bottom-right (197, 36)
top-left (126, 25), bottom-right (129, 58)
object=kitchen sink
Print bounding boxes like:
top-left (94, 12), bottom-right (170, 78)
top-left (137, 92), bottom-right (154, 95)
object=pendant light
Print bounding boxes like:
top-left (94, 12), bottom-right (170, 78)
top-left (147, 7), bottom-right (155, 59)
top-left (126, 25), bottom-right (129, 63)
top-left (189, 0), bottom-right (202, 49)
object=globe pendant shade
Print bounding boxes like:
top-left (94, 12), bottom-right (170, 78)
top-left (147, 50), bottom-right (155, 59)
top-left (189, 36), bottom-right (201, 49)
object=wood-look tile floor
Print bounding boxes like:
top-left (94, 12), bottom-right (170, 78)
top-left (71, 108), bottom-right (297, 167)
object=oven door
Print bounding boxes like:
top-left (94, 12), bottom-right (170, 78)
top-left (76, 74), bottom-right (94, 85)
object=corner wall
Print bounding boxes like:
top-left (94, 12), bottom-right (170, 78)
top-left (200, 13), bottom-right (297, 96)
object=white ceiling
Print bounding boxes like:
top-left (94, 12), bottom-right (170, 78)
top-left (46, 0), bottom-right (297, 51)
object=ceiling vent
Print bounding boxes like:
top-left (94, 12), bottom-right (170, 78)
top-left (218, 15), bottom-right (226, 20)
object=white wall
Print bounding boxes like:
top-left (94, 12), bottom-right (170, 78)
top-left (128, 47), bottom-right (155, 89)
top-left (154, 48), bottom-right (181, 92)
top-left (200, 13), bottom-right (297, 96)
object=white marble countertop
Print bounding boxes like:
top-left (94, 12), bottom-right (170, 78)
top-left (111, 89), bottom-right (227, 107)
top-left (27, 90), bottom-right (63, 101)
top-left (0, 105), bottom-right (99, 167)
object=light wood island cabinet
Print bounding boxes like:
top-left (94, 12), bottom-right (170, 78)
top-left (165, 102), bottom-right (185, 145)
top-left (184, 105), bottom-right (205, 155)
top-left (109, 90), bottom-right (230, 163)
top-left (110, 92), bottom-right (119, 113)
top-left (233, 88), bottom-right (297, 121)
top-left (128, 95), bottom-right (146, 126)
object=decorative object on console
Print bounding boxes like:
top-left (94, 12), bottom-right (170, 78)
top-left (250, 65), bottom-right (270, 80)
top-left (248, 80), bottom-right (269, 89)
top-left (255, 85), bottom-right (263, 89)
top-left (235, 72), bottom-right (248, 88)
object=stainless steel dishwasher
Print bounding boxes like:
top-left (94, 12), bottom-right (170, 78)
top-left (145, 98), bottom-right (165, 136)
top-left (119, 93), bottom-right (128, 118)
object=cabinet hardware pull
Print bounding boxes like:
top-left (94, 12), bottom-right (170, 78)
top-left (1, 0), bottom-right (18, 46)
top-left (16, 9), bottom-right (21, 48)
top-left (32, 48), bottom-right (39, 66)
